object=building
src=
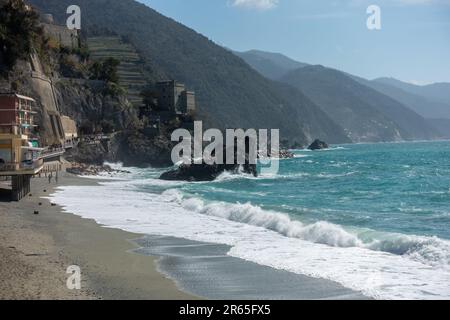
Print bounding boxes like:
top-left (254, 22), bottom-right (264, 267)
top-left (179, 90), bottom-right (196, 114)
top-left (0, 93), bottom-right (44, 201)
top-left (156, 81), bottom-right (196, 115)
top-left (0, 93), bottom-right (36, 136)
top-left (41, 14), bottom-right (80, 49)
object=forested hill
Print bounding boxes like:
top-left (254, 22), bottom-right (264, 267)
top-left (27, 0), bottom-right (350, 146)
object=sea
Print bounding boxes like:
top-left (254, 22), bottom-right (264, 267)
top-left (50, 141), bottom-right (450, 300)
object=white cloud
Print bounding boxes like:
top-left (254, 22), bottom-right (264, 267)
top-left (229, 0), bottom-right (279, 10)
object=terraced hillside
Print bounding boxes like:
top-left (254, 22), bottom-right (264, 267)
top-left (87, 36), bottom-right (147, 107)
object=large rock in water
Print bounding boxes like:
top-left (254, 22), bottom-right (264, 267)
top-left (160, 163), bottom-right (257, 182)
top-left (161, 142), bottom-right (258, 181)
top-left (308, 139), bottom-right (329, 150)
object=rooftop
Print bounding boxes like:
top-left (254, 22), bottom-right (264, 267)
top-left (0, 93), bottom-right (36, 103)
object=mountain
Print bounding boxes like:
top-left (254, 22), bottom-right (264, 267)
top-left (373, 78), bottom-right (450, 119)
top-left (234, 49), bottom-right (440, 142)
top-left (28, 0), bottom-right (350, 146)
top-left (351, 76), bottom-right (450, 120)
top-left (427, 119), bottom-right (450, 138)
top-left (234, 50), bottom-right (308, 80)
top-left (280, 66), bottom-right (439, 142)
top-left (374, 78), bottom-right (450, 106)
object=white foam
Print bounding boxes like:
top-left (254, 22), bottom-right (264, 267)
top-left (49, 179), bottom-right (450, 300)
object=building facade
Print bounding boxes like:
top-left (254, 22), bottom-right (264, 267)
top-left (179, 90), bottom-right (196, 114)
top-left (0, 93), bottom-right (44, 200)
top-left (0, 94), bottom-right (36, 136)
top-left (156, 81), bottom-right (196, 115)
top-left (41, 14), bottom-right (80, 49)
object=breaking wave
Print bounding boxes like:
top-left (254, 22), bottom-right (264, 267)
top-left (164, 189), bottom-right (450, 269)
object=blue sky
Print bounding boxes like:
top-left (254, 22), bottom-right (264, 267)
top-left (140, 0), bottom-right (450, 84)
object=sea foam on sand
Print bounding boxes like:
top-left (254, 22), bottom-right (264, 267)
top-left (50, 177), bottom-right (450, 300)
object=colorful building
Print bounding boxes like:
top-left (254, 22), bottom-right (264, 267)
top-left (0, 93), bottom-right (44, 201)
top-left (0, 93), bottom-right (36, 136)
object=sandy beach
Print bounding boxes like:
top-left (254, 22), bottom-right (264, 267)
top-left (0, 173), bottom-right (194, 300)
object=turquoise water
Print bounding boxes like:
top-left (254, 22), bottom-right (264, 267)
top-left (179, 141), bottom-right (450, 240)
top-left (52, 140), bottom-right (450, 299)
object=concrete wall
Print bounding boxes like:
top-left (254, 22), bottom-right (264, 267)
top-left (60, 115), bottom-right (77, 139)
top-left (29, 53), bottom-right (64, 145)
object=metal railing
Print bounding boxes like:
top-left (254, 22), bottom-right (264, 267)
top-left (0, 163), bottom-right (19, 172)
top-left (0, 158), bottom-right (44, 172)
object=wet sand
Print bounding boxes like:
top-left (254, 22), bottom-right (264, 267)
top-left (135, 235), bottom-right (368, 300)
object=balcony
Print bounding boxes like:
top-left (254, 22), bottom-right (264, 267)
top-left (0, 162), bottom-right (19, 172)
top-left (0, 158), bottom-right (44, 175)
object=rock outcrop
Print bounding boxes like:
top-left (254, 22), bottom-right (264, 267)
top-left (279, 150), bottom-right (295, 159)
top-left (308, 139), bottom-right (329, 150)
top-left (67, 162), bottom-right (131, 176)
top-left (160, 143), bottom-right (258, 182)
top-left (160, 163), bottom-right (257, 182)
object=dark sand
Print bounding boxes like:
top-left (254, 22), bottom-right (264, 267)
top-left (135, 236), bottom-right (368, 300)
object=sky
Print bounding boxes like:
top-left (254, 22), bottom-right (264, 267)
top-left (139, 0), bottom-right (450, 84)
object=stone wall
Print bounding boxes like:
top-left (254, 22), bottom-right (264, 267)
top-left (42, 23), bottom-right (79, 49)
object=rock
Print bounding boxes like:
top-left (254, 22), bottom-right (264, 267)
top-left (279, 149), bottom-right (295, 159)
top-left (160, 139), bottom-right (259, 182)
top-left (308, 139), bottom-right (329, 150)
top-left (160, 163), bottom-right (257, 182)
top-left (66, 162), bottom-right (131, 176)
top-left (160, 143), bottom-right (258, 182)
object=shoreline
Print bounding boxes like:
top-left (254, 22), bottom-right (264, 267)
top-left (0, 173), bottom-right (195, 300)
top-left (133, 235), bottom-right (369, 300)
top-left (1, 171), bottom-right (368, 300)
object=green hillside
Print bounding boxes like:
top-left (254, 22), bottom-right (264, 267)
top-left (87, 36), bottom-right (146, 107)
top-left (28, 0), bottom-right (350, 145)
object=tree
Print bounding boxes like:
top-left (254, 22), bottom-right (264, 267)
top-left (101, 57), bottom-right (120, 83)
top-left (89, 57), bottom-right (120, 83)
top-left (0, 0), bottom-right (43, 69)
top-left (100, 120), bottom-right (115, 134)
top-left (140, 87), bottom-right (159, 110)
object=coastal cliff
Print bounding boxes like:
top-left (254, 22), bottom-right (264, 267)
top-left (1, 0), bottom-right (176, 167)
